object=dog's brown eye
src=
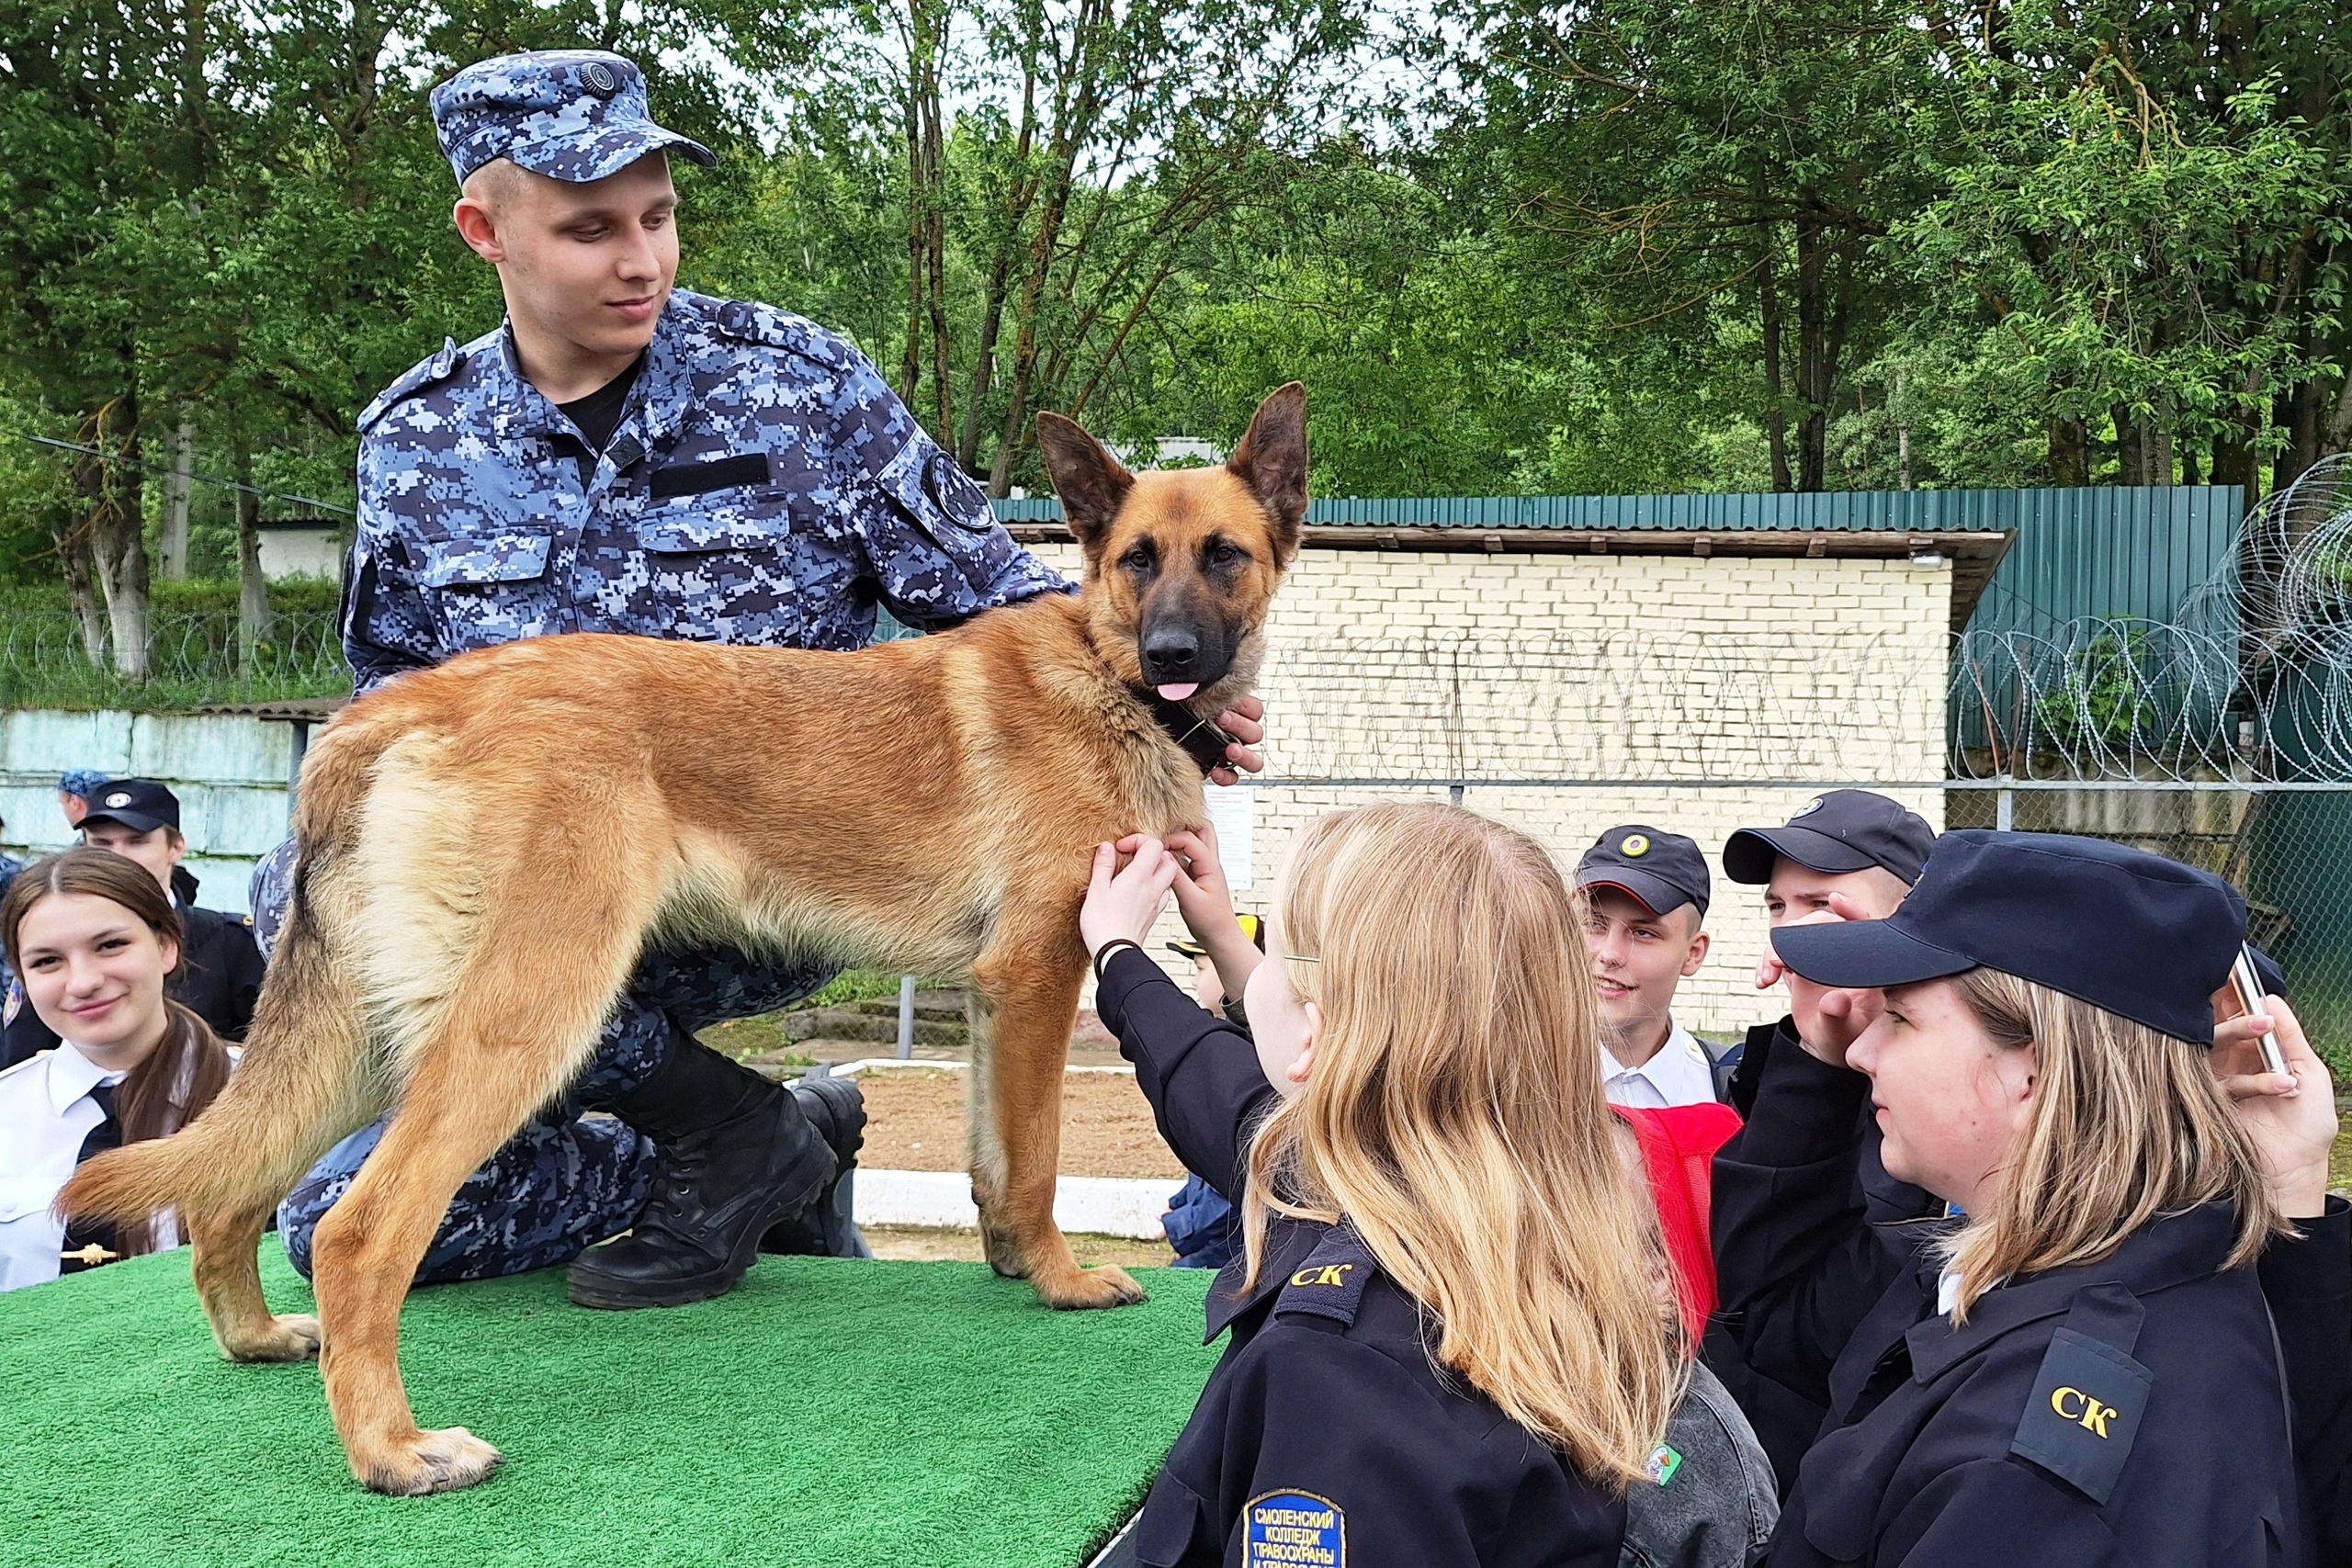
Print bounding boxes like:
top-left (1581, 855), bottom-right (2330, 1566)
top-left (1121, 547), bottom-right (1153, 572)
top-left (1209, 542), bottom-right (1244, 566)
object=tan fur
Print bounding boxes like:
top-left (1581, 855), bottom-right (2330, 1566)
top-left (59, 384), bottom-right (1306, 1495)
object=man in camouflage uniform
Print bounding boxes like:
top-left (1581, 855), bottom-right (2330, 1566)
top-left (261, 49), bottom-right (1265, 1306)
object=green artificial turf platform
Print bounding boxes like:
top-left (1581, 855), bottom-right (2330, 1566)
top-left (0, 1248), bottom-right (1217, 1568)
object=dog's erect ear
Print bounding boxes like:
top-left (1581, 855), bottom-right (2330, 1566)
top-left (1227, 383), bottom-right (1308, 558)
top-left (1035, 411), bottom-right (1136, 550)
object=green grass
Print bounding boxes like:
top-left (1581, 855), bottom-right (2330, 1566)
top-left (0, 1247), bottom-right (1217, 1568)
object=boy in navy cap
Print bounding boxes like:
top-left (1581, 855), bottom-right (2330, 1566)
top-left (1721, 789), bottom-right (1937, 1102)
top-left (1575, 827), bottom-right (1721, 1107)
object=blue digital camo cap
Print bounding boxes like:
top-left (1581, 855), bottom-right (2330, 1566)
top-left (430, 50), bottom-right (717, 187)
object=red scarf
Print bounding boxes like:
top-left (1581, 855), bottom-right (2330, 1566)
top-left (1611, 1101), bottom-right (1742, 1347)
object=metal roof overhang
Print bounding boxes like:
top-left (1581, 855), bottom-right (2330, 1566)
top-left (999, 523), bottom-right (2013, 632)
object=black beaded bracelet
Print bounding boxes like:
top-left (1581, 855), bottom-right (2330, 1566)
top-left (1092, 939), bottom-right (1145, 982)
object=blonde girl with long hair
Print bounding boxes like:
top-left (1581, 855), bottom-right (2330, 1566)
top-left (1080, 802), bottom-right (1682, 1567)
top-left (1715, 830), bottom-right (2310, 1566)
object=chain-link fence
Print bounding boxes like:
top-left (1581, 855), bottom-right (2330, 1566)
top-left (0, 608), bottom-right (347, 710)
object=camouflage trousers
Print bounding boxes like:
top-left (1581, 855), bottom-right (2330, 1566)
top-left (254, 840), bottom-right (836, 1283)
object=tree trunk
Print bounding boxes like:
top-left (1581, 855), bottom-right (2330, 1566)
top-left (1793, 213), bottom-right (1828, 492)
top-left (2112, 402), bottom-right (2143, 486)
top-left (160, 412), bottom-right (194, 579)
top-left (956, 67), bottom-right (1041, 473)
top-left (2272, 378), bottom-right (2324, 494)
top-left (2210, 420), bottom-right (2259, 494)
top-left (82, 397), bottom-right (150, 680)
top-left (51, 508), bottom-right (107, 664)
top-left (2046, 415), bottom-right (2091, 487)
top-left (1756, 219), bottom-right (1792, 493)
top-left (232, 440), bottom-right (272, 670)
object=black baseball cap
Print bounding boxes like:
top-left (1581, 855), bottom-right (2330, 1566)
top-left (1170, 913), bottom-right (1265, 962)
top-left (79, 779), bottom-right (181, 835)
top-left (1771, 830), bottom-right (2245, 1045)
top-left (1577, 826), bottom-right (1711, 919)
top-left (1723, 790), bottom-right (1935, 886)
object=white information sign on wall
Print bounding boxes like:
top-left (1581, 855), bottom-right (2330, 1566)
top-left (1200, 784), bottom-right (1256, 890)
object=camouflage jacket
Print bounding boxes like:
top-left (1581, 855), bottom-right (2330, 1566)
top-left (346, 288), bottom-right (1070, 694)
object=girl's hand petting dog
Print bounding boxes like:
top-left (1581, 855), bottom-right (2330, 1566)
top-left (1081, 838), bottom-right (1181, 959)
top-left (1147, 822), bottom-right (1263, 1002)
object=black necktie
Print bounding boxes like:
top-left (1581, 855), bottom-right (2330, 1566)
top-left (59, 1081), bottom-right (122, 1273)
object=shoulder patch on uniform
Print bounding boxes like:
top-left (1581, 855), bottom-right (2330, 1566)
top-left (1272, 1228), bottom-right (1377, 1328)
top-left (2008, 1326), bottom-right (2154, 1504)
top-left (356, 338), bottom-right (468, 434)
top-left (1244, 1491), bottom-right (1343, 1567)
top-left (707, 297), bottom-right (837, 356)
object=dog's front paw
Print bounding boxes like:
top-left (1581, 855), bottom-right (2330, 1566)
top-left (359, 1427), bottom-right (503, 1496)
top-left (220, 1313), bottom-right (322, 1363)
top-left (1036, 1263), bottom-right (1149, 1311)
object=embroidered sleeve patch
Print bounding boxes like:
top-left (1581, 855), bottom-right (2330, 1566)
top-left (2009, 1326), bottom-right (2154, 1504)
top-left (1244, 1491), bottom-right (1344, 1567)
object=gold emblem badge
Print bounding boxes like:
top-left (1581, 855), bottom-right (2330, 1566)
top-left (1621, 834), bottom-right (1650, 857)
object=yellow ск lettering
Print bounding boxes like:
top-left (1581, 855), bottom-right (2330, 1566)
top-left (2051, 1386), bottom-right (2116, 1438)
top-left (1286, 1264), bottom-right (1354, 1289)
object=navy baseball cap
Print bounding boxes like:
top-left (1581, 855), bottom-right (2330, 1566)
top-left (1577, 826), bottom-right (1711, 919)
top-left (431, 51), bottom-right (717, 188)
top-left (1772, 830), bottom-right (2246, 1045)
top-left (1724, 790), bottom-right (1935, 886)
top-left (79, 779), bottom-right (181, 836)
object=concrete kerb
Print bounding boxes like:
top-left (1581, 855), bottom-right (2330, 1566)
top-left (817, 1058), bottom-right (1177, 1241)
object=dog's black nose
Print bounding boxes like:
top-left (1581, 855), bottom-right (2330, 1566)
top-left (1142, 630), bottom-right (1202, 681)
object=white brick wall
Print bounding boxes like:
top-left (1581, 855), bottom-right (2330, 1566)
top-left (1038, 541), bottom-right (1951, 1035)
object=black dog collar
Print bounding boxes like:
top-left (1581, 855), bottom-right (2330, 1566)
top-left (1133, 687), bottom-right (1235, 775)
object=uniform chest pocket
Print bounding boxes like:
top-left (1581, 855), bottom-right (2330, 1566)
top-left (409, 532), bottom-right (559, 649)
top-left (0, 1173), bottom-right (66, 1224)
top-left (413, 532), bottom-right (554, 588)
top-left (630, 501), bottom-right (803, 645)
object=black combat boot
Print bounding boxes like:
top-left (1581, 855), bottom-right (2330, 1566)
top-left (761, 1073), bottom-right (872, 1258)
top-left (566, 1036), bottom-right (837, 1310)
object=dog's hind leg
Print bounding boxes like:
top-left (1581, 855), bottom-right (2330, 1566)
top-left (309, 888), bottom-right (652, 1494)
top-left (967, 926), bottom-right (1147, 1311)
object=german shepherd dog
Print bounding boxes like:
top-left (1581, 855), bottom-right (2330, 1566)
top-left (61, 384), bottom-right (1306, 1495)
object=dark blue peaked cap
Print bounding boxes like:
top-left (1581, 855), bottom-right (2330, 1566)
top-left (1771, 830), bottom-right (2246, 1045)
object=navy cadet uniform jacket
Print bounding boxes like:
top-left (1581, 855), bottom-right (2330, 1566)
top-left (345, 287), bottom-right (1068, 695)
top-left (2, 897), bottom-right (265, 1070)
top-left (1705, 1017), bottom-right (1945, 1499)
top-left (1095, 944), bottom-right (1626, 1568)
top-left (1713, 1038), bottom-right (2301, 1566)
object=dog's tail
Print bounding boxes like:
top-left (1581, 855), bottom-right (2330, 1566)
top-left (59, 716), bottom-right (389, 1232)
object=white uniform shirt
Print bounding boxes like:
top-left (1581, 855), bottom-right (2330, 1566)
top-left (1600, 1022), bottom-right (1718, 1110)
top-left (0, 1043), bottom-right (172, 1293)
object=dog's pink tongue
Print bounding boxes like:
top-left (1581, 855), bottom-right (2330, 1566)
top-left (1156, 682), bottom-right (1200, 702)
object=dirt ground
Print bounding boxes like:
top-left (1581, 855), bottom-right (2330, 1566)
top-left (854, 1067), bottom-right (1185, 1180)
top-left (860, 1224), bottom-right (1175, 1269)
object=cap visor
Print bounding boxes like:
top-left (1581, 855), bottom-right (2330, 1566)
top-left (78, 810), bottom-right (169, 835)
top-left (1723, 824), bottom-right (1882, 885)
top-left (1576, 869), bottom-right (1691, 919)
top-left (1770, 919), bottom-right (1975, 990)
top-left (512, 124), bottom-right (718, 183)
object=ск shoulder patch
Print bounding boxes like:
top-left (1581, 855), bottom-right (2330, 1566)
top-left (1244, 1491), bottom-right (1343, 1567)
top-left (2008, 1325), bottom-right (2154, 1504)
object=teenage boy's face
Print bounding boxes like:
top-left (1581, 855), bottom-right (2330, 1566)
top-left (1762, 860), bottom-right (1910, 925)
top-left (80, 819), bottom-right (184, 899)
top-left (1583, 888), bottom-right (1707, 1036)
top-left (458, 154), bottom-right (680, 365)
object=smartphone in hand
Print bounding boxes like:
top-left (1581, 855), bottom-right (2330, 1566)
top-left (2230, 944), bottom-right (2290, 1077)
